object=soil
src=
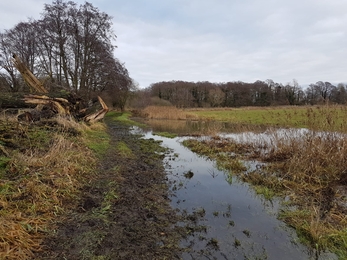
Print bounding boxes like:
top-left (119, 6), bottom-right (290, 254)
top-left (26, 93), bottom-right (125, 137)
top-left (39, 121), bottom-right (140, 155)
top-left (35, 118), bottom-right (188, 259)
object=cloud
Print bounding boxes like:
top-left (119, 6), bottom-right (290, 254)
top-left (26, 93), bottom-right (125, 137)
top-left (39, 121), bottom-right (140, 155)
top-left (1, 0), bottom-right (347, 87)
top-left (0, 0), bottom-right (46, 30)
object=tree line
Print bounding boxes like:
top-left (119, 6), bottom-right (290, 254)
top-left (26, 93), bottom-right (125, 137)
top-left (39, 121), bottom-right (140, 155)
top-left (0, 0), bottom-right (134, 110)
top-left (134, 79), bottom-right (347, 108)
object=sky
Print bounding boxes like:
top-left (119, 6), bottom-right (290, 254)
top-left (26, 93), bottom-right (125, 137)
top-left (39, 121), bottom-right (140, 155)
top-left (1, 0), bottom-right (347, 88)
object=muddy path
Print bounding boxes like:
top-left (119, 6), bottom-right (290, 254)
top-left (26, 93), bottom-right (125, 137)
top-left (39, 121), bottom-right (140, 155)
top-left (36, 118), bottom-right (188, 259)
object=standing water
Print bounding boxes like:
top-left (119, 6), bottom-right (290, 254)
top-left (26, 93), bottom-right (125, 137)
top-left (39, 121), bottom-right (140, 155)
top-left (132, 125), bottom-right (337, 260)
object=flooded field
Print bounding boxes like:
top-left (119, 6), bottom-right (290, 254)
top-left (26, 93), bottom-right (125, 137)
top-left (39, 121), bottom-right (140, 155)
top-left (132, 119), bottom-right (338, 259)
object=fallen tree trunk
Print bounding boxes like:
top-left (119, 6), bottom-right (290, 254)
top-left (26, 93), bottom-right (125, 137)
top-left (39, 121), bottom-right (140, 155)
top-left (23, 94), bottom-right (71, 115)
top-left (7, 54), bottom-right (109, 123)
top-left (0, 93), bottom-right (36, 109)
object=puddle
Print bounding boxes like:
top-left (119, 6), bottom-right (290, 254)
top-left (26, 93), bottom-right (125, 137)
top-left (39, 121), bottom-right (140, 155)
top-left (131, 125), bottom-right (337, 260)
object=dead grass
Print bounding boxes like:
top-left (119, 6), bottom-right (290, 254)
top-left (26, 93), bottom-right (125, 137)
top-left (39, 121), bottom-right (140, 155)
top-left (0, 115), bottom-right (97, 259)
top-left (141, 106), bottom-right (198, 120)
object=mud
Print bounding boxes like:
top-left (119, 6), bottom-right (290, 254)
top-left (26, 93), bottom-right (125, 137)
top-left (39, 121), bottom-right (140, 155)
top-left (36, 118), bottom-right (188, 259)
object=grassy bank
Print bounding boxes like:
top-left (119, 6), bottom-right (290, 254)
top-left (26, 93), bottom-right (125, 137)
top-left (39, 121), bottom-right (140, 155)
top-left (0, 115), bottom-right (109, 259)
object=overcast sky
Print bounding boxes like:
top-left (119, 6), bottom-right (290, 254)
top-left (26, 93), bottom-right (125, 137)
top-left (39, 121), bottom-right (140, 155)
top-left (1, 0), bottom-right (346, 88)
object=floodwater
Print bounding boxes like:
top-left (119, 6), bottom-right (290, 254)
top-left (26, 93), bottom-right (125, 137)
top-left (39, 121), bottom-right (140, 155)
top-left (132, 119), bottom-right (338, 260)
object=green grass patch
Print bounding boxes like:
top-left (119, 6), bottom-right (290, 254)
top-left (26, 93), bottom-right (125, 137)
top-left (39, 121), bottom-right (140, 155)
top-left (116, 141), bottom-right (133, 158)
top-left (254, 186), bottom-right (275, 200)
top-left (216, 158), bottom-right (247, 174)
top-left (0, 156), bottom-right (10, 168)
top-left (84, 126), bottom-right (110, 157)
top-left (0, 156), bottom-right (10, 177)
top-left (106, 111), bottom-right (145, 127)
top-left (98, 182), bottom-right (119, 216)
top-left (152, 132), bottom-right (177, 138)
top-left (191, 106), bottom-right (347, 132)
top-left (279, 208), bottom-right (347, 259)
top-left (327, 230), bottom-right (347, 259)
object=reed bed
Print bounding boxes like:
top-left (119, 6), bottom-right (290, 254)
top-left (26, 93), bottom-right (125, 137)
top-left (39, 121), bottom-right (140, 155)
top-left (140, 106), bottom-right (198, 120)
top-left (0, 116), bottom-right (98, 259)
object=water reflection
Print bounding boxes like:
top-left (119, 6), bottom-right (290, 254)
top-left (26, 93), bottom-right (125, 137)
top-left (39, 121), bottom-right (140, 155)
top-left (131, 123), bottom-right (337, 260)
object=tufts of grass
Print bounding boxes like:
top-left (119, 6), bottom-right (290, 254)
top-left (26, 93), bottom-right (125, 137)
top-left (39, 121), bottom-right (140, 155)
top-left (216, 158), bottom-right (247, 174)
top-left (0, 156), bottom-right (10, 174)
top-left (116, 141), bottom-right (133, 158)
top-left (182, 139), bottom-right (248, 176)
top-left (83, 122), bottom-right (110, 157)
top-left (254, 186), bottom-right (276, 200)
top-left (152, 132), bottom-right (177, 138)
top-left (106, 111), bottom-right (145, 127)
top-left (92, 181), bottom-right (119, 218)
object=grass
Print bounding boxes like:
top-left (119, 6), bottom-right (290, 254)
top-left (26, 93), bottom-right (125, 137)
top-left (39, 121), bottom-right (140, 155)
top-left (254, 186), bottom-right (276, 200)
top-left (0, 115), bottom-right (99, 260)
top-left (153, 132), bottom-right (178, 138)
top-left (106, 111), bottom-right (145, 127)
top-left (188, 105), bottom-right (347, 133)
top-left (84, 123), bottom-right (110, 157)
top-left (93, 181), bottom-right (120, 218)
top-left (116, 141), bottom-right (134, 158)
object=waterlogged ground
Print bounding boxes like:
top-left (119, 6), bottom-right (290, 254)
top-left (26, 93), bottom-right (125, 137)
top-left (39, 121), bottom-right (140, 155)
top-left (35, 117), bottom-right (340, 259)
top-left (132, 119), bottom-right (338, 260)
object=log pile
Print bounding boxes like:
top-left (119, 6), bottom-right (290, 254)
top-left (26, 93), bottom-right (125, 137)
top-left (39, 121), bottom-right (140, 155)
top-left (4, 54), bottom-right (109, 123)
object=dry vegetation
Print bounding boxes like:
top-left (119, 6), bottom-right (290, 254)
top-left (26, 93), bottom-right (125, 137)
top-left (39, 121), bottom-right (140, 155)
top-left (183, 128), bottom-right (347, 257)
top-left (0, 114), bottom-right (101, 259)
top-left (139, 105), bottom-right (198, 120)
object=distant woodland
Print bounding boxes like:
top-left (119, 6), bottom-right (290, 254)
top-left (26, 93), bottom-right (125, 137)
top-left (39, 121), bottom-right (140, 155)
top-left (132, 79), bottom-right (347, 109)
top-left (1, 1), bottom-right (346, 110)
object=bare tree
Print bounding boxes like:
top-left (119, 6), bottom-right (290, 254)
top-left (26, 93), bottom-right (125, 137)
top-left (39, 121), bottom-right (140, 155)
top-left (0, 0), bottom-right (135, 110)
top-left (0, 33), bottom-right (21, 91)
